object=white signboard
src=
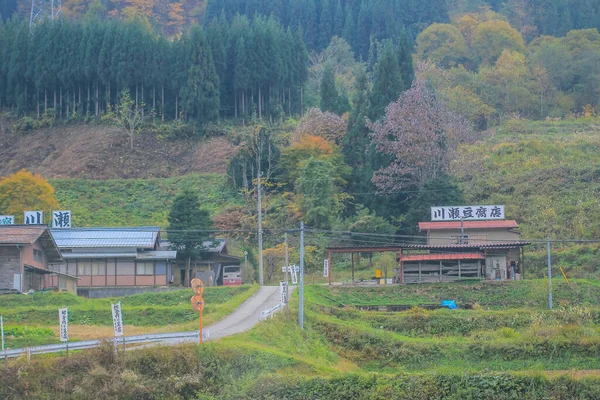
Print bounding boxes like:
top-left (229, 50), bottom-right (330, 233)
top-left (52, 210), bottom-right (72, 228)
top-left (431, 205), bottom-right (505, 221)
top-left (280, 281), bottom-right (288, 304)
top-left (0, 216), bottom-right (14, 225)
top-left (1, 315), bottom-right (5, 352)
top-left (281, 265), bottom-right (300, 273)
top-left (323, 259), bottom-right (329, 277)
top-left (59, 308), bottom-right (69, 342)
top-left (291, 266), bottom-right (298, 285)
top-left (111, 302), bottom-right (124, 337)
top-left (24, 211), bottom-right (43, 225)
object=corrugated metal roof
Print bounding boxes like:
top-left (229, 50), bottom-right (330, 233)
top-left (0, 225), bottom-right (46, 244)
top-left (61, 252), bottom-right (136, 259)
top-left (51, 227), bottom-right (160, 249)
top-left (403, 242), bottom-right (529, 249)
top-left (419, 220), bottom-right (519, 230)
top-left (401, 252), bottom-right (485, 261)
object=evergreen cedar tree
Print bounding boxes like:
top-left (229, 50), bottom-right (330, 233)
top-left (167, 188), bottom-right (213, 284)
top-left (0, 16), bottom-right (308, 120)
top-left (0, 169), bottom-right (60, 223)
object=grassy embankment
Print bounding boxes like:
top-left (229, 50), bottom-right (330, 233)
top-left (50, 173), bottom-right (240, 227)
top-left (4, 280), bottom-right (600, 398)
top-left (455, 118), bottom-right (600, 278)
top-left (0, 284), bottom-right (258, 348)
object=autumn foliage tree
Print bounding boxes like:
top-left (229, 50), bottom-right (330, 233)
top-left (294, 107), bottom-right (347, 145)
top-left (368, 63), bottom-right (475, 192)
top-left (0, 169), bottom-right (60, 223)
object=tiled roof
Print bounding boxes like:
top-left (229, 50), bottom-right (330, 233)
top-left (401, 252), bottom-right (485, 261)
top-left (419, 220), bottom-right (519, 230)
top-left (0, 225), bottom-right (46, 244)
top-left (51, 227), bottom-right (160, 248)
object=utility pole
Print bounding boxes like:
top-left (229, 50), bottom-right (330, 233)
top-left (284, 231), bottom-right (289, 315)
top-left (547, 237), bottom-right (552, 310)
top-left (299, 221), bottom-right (305, 330)
top-left (257, 172), bottom-right (264, 286)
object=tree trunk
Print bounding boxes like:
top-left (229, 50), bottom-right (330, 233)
top-left (186, 256), bottom-right (191, 287)
top-left (141, 85), bottom-right (145, 118)
top-left (66, 91), bottom-right (69, 119)
top-left (59, 87), bottom-right (63, 119)
top-left (130, 128), bottom-right (134, 150)
top-left (36, 90), bottom-right (40, 120)
top-left (300, 87), bottom-right (304, 117)
top-left (44, 90), bottom-right (47, 115)
top-left (135, 84), bottom-right (138, 108)
top-left (234, 91), bottom-right (238, 119)
top-left (152, 85), bottom-right (156, 121)
top-left (175, 95), bottom-right (178, 121)
top-left (95, 84), bottom-right (99, 117)
top-left (54, 90), bottom-right (57, 118)
top-left (87, 84), bottom-right (90, 116)
top-left (161, 85), bottom-right (164, 122)
top-left (258, 86), bottom-right (262, 119)
top-left (288, 87), bottom-right (291, 116)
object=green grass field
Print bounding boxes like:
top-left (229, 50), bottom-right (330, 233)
top-left (0, 285), bottom-right (258, 348)
top-left (51, 173), bottom-right (240, 227)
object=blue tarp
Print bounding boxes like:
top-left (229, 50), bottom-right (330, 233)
top-left (441, 300), bottom-right (457, 309)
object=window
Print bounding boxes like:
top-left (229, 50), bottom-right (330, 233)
top-left (117, 259), bottom-right (135, 275)
top-left (33, 249), bottom-right (43, 262)
top-left (50, 264), bottom-right (67, 274)
top-left (155, 261), bottom-right (167, 275)
top-left (136, 262), bottom-right (154, 275)
top-left (91, 260), bottom-right (106, 276)
top-left (78, 261), bottom-right (92, 276)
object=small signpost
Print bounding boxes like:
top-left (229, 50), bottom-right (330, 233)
top-left (59, 308), bottom-right (69, 357)
top-left (291, 266), bottom-right (298, 285)
top-left (323, 259), bottom-right (329, 278)
top-left (190, 278), bottom-right (205, 344)
top-left (1, 315), bottom-right (6, 361)
top-left (280, 281), bottom-right (288, 304)
top-left (111, 302), bottom-right (125, 350)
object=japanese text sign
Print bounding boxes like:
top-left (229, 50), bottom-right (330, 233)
top-left (431, 205), bottom-right (505, 221)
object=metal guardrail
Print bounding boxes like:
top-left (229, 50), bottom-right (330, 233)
top-left (0, 330), bottom-right (210, 360)
top-left (260, 303), bottom-right (284, 320)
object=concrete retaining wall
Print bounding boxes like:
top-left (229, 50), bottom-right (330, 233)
top-left (78, 286), bottom-right (183, 298)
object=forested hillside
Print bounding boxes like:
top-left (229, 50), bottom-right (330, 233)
top-left (3, 0), bottom-right (600, 279)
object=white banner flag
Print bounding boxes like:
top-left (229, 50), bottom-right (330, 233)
top-left (323, 259), bottom-right (329, 277)
top-left (59, 308), bottom-right (69, 342)
top-left (111, 302), bottom-right (124, 337)
top-left (291, 266), bottom-right (298, 284)
top-left (1, 315), bottom-right (5, 351)
top-left (280, 281), bottom-right (288, 304)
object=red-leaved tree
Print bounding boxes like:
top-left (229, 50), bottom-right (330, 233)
top-left (368, 62), bottom-right (475, 192)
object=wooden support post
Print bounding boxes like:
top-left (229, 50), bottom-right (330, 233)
top-left (439, 261), bottom-right (443, 282)
top-left (418, 261), bottom-right (422, 283)
top-left (351, 253), bottom-right (355, 283)
top-left (458, 260), bottom-right (461, 280)
top-left (328, 250), bottom-right (332, 286)
top-left (398, 250), bottom-right (403, 284)
top-left (477, 260), bottom-right (481, 279)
